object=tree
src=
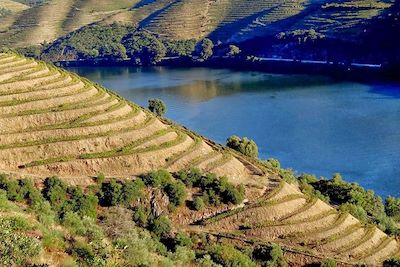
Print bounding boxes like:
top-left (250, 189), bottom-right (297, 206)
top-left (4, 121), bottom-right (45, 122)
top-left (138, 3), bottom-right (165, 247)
top-left (227, 135), bottom-right (259, 158)
top-left (385, 196), bottom-right (400, 217)
top-left (148, 99), bottom-right (167, 116)
top-left (208, 244), bottom-right (257, 267)
top-left (142, 169), bottom-right (172, 188)
top-left (42, 177), bottom-right (67, 211)
top-left (150, 216), bottom-right (171, 237)
top-left (122, 31), bottom-right (166, 65)
top-left (193, 196), bottom-right (205, 211)
top-left (226, 45), bottom-right (241, 57)
top-left (198, 38), bottom-right (214, 61)
top-left (165, 181), bottom-right (187, 207)
top-left (99, 180), bottom-right (122, 207)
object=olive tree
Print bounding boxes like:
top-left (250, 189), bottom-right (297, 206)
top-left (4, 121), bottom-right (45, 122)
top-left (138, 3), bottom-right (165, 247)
top-left (148, 99), bottom-right (167, 116)
top-left (227, 135), bottom-right (259, 158)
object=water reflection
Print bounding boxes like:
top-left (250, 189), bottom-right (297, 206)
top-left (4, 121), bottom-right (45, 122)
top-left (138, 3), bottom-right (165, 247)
top-left (68, 66), bottom-right (400, 197)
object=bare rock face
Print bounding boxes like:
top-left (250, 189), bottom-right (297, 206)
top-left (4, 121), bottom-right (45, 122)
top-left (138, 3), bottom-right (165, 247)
top-left (150, 189), bottom-right (170, 218)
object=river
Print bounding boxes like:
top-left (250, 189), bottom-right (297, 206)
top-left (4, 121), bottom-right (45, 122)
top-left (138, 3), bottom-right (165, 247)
top-left (68, 66), bottom-right (400, 197)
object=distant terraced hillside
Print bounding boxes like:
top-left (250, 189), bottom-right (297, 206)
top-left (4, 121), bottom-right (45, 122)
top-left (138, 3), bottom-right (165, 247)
top-left (0, 52), bottom-right (399, 265)
top-left (0, 0), bottom-right (395, 46)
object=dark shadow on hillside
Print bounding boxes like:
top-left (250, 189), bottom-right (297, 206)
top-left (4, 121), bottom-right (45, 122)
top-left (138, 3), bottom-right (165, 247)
top-left (138, 0), bottom-right (178, 28)
top-left (207, 7), bottom-right (278, 42)
top-left (207, 1), bottom-right (325, 42)
top-left (133, 0), bottom-right (158, 9)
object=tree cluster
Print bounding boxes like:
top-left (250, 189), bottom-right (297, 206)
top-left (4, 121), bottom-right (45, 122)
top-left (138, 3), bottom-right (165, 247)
top-left (227, 135), bottom-right (259, 158)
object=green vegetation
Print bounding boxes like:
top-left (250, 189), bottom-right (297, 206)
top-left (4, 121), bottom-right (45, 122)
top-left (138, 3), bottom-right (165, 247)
top-left (208, 244), bottom-right (257, 267)
top-left (17, 24), bottom-right (199, 65)
top-left (176, 168), bottom-right (246, 207)
top-left (277, 29), bottom-right (325, 44)
top-left (287, 171), bottom-right (400, 236)
top-left (320, 259), bottom-right (338, 267)
top-left (0, 171), bottom-right (293, 266)
top-left (148, 98), bottom-right (167, 116)
top-left (226, 45), bottom-right (241, 57)
top-left (384, 258), bottom-right (400, 266)
top-left (197, 38), bottom-right (214, 61)
top-left (122, 31), bottom-right (166, 64)
top-left (227, 135), bottom-right (259, 158)
top-left (0, 216), bottom-right (40, 266)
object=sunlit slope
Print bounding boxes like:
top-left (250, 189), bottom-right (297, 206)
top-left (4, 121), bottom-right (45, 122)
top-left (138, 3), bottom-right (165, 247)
top-left (107, 0), bottom-right (392, 42)
top-left (0, 53), bottom-right (265, 187)
top-left (196, 180), bottom-right (400, 265)
top-left (0, 0), bottom-right (137, 47)
top-left (0, 0), bottom-right (394, 46)
top-left (0, 53), bottom-right (398, 264)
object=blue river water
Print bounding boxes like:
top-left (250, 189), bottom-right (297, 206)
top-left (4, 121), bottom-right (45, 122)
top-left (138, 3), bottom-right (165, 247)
top-left (68, 66), bottom-right (400, 197)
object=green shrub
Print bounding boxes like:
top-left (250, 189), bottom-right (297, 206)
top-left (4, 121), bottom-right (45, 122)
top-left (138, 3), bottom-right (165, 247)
top-left (320, 259), bottom-right (337, 267)
top-left (208, 244), bottom-right (257, 267)
top-left (42, 176), bottom-right (67, 211)
top-left (176, 168), bottom-right (202, 187)
top-left (62, 212), bottom-right (104, 242)
top-left (253, 244), bottom-right (287, 267)
top-left (148, 98), bottom-right (167, 116)
top-left (165, 180), bottom-right (187, 207)
top-left (227, 135), bottom-right (259, 158)
top-left (339, 203), bottom-right (368, 222)
top-left (142, 170), bottom-right (172, 188)
top-left (42, 229), bottom-right (66, 251)
top-left (114, 227), bottom-right (160, 266)
top-left (198, 38), bottom-right (214, 61)
top-left (171, 246), bottom-right (196, 266)
top-left (150, 216), bottom-right (171, 237)
top-left (262, 158), bottom-right (281, 170)
top-left (120, 178), bottom-right (145, 206)
top-left (133, 204), bottom-right (150, 227)
top-left (226, 45), bottom-right (241, 57)
top-left (69, 240), bottom-right (106, 267)
top-left (0, 218), bottom-right (41, 266)
top-left (173, 232), bottom-right (192, 248)
top-left (31, 200), bottom-right (56, 225)
top-left (99, 179), bottom-right (122, 207)
top-left (63, 187), bottom-right (98, 218)
top-left (0, 174), bottom-right (22, 201)
top-left (193, 196), bottom-right (206, 211)
top-left (385, 196), bottom-right (400, 218)
top-left (0, 189), bottom-right (20, 212)
top-left (95, 173), bottom-right (105, 184)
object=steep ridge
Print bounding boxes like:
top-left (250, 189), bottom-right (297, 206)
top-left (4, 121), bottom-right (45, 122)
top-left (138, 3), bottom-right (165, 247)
top-left (0, 52), bottom-right (398, 265)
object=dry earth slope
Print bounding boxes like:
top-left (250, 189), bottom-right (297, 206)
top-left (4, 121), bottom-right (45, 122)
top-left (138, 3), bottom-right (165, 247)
top-left (0, 52), bottom-right (399, 265)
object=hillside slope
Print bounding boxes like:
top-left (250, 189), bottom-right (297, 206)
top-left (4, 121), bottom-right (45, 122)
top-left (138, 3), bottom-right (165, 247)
top-left (0, 52), bottom-right (265, 189)
top-left (0, 52), bottom-right (398, 265)
top-left (0, 0), bottom-right (395, 47)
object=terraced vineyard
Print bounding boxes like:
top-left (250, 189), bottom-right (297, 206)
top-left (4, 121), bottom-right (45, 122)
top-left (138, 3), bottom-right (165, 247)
top-left (0, 52), bottom-right (267, 188)
top-left (0, 52), bottom-right (398, 265)
top-left (195, 180), bottom-right (400, 265)
top-left (0, 0), bottom-right (395, 46)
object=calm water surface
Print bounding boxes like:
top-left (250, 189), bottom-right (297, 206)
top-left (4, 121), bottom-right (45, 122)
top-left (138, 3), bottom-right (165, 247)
top-left (68, 66), bottom-right (400, 197)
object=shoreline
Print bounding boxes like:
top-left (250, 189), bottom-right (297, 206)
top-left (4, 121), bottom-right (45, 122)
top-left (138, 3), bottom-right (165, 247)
top-left (56, 57), bottom-right (397, 83)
